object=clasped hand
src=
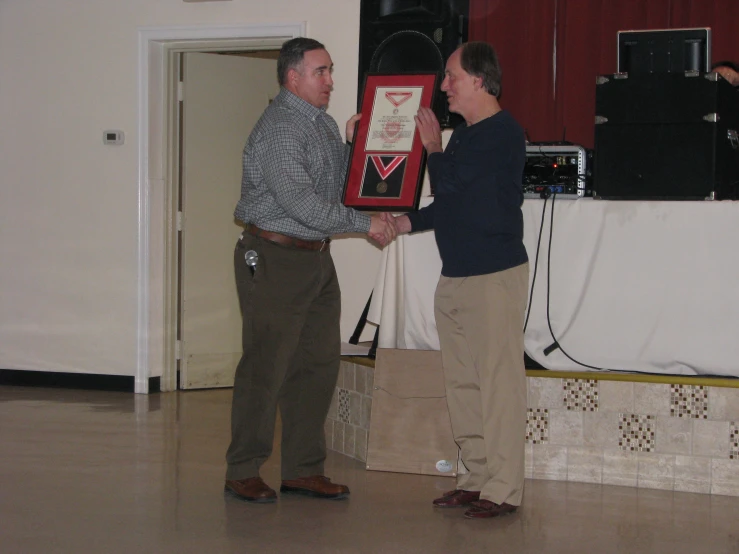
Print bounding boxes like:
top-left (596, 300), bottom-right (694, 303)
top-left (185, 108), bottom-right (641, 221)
top-left (368, 212), bottom-right (398, 247)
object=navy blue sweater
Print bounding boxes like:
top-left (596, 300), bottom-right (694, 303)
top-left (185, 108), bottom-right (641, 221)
top-left (406, 110), bottom-right (528, 277)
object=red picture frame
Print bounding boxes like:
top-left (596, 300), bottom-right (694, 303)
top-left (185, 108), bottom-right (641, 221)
top-left (343, 73), bottom-right (438, 212)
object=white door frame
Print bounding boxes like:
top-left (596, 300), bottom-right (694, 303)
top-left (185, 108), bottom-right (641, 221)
top-left (136, 23), bottom-right (305, 394)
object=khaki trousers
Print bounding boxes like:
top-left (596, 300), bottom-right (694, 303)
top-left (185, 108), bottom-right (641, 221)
top-left (226, 234), bottom-right (341, 481)
top-left (434, 262), bottom-right (529, 506)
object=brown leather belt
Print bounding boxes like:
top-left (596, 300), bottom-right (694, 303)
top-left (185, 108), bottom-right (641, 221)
top-left (245, 224), bottom-right (331, 252)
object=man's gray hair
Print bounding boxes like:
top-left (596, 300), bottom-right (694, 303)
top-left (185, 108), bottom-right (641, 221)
top-left (277, 37), bottom-right (326, 86)
top-left (459, 41), bottom-right (502, 97)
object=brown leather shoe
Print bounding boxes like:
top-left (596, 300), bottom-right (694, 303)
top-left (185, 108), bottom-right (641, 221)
top-left (463, 499), bottom-right (518, 519)
top-left (432, 489), bottom-right (481, 508)
top-left (280, 475), bottom-right (350, 499)
top-left (224, 477), bottom-right (277, 503)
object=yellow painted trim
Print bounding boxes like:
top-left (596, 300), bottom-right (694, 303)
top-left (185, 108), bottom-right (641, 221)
top-left (340, 355), bottom-right (375, 369)
top-left (525, 369), bottom-right (739, 388)
top-left (341, 356), bottom-right (739, 388)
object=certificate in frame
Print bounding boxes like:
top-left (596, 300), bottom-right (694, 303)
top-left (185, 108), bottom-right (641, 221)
top-left (343, 73), bottom-right (438, 211)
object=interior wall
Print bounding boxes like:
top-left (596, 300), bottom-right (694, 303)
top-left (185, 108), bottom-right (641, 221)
top-left (0, 0), bottom-right (381, 378)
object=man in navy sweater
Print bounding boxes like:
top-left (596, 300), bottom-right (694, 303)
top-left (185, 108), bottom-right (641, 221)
top-left (395, 42), bottom-right (529, 519)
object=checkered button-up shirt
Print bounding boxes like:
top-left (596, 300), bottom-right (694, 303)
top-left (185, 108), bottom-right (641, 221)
top-left (234, 88), bottom-right (371, 240)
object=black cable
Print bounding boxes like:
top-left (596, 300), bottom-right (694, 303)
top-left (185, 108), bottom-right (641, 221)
top-left (523, 196), bottom-right (548, 333)
top-left (540, 197), bottom-right (678, 376)
top-left (542, 193), bottom-right (634, 373)
top-left (526, 185), bottom-right (664, 376)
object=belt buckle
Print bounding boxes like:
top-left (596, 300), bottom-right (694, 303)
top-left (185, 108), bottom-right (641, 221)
top-left (319, 238), bottom-right (330, 252)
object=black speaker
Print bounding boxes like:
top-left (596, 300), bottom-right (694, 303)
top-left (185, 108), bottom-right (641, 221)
top-left (593, 72), bottom-right (739, 200)
top-left (358, 0), bottom-right (469, 128)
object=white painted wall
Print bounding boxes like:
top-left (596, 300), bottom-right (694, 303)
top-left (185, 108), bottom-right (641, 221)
top-left (0, 0), bottom-right (385, 378)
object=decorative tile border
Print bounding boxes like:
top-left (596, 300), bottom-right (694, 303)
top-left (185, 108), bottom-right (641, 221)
top-left (564, 378), bottom-right (598, 411)
top-left (670, 384), bottom-right (708, 419)
top-left (619, 414), bottom-right (655, 452)
top-left (338, 388), bottom-right (350, 424)
top-left (526, 408), bottom-right (549, 444)
top-left (332, 359), bottom-right (739, 496)
top-left (329, 361), bottom-right (375, 462)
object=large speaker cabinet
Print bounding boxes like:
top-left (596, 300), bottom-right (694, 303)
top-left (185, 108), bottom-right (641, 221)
top-left (358, 0), bottom-right (468, 127)
top-left (593, 72), bottom-right (739, 200)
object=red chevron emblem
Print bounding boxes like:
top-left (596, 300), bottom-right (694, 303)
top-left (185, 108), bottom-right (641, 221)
top-left (371, 156), bottom-right (405, 180)
top-left (385, 91), bottom-right (413, 107)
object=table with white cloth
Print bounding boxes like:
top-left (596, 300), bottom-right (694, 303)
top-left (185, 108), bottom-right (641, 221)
top-left (367, 197), bottom-right (739, 377)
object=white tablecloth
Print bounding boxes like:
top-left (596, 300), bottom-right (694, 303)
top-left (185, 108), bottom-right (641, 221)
top-left (367, 197), bottom-right (739, 377)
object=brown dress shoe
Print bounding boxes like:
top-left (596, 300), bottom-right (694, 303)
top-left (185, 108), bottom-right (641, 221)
top-left (463, 499), bottom-right (518, 519)
top-left (224, 477), bottom-right (277, 503)
top-left (280, 475), bottom-right (350, 499)
top-left (432, 489), bottom-right (481, 508)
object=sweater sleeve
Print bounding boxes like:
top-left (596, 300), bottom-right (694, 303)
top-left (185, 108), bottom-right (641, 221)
top-left (406, 201), bottom-right (435, 232)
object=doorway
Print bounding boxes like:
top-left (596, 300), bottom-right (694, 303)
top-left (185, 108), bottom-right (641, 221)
top-left (175, 51), bottom-right (280, 390)
top-left (138, 24), bottom-right (305, 394)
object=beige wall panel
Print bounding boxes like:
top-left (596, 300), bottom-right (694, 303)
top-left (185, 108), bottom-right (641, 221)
top-left (367, 348), bottom-right (458, 477)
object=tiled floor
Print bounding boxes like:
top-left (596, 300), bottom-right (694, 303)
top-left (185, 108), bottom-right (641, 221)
top-left (2, 385), bottom-right (739, 554)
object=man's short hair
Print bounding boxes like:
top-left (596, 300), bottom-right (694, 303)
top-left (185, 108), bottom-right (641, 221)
top-left (459, 41), bottom-right (502, 97)
top-left (277, 37), bottom-right (326, 86)
top-left (712, 60), bottom-right (739, 72)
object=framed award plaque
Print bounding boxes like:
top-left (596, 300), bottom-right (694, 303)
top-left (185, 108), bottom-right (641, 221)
top-left (343, 73), bottom-right (438, 211)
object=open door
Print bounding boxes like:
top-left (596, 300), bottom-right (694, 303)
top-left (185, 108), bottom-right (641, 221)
top-left (179, 52), bottom-right (279, 389)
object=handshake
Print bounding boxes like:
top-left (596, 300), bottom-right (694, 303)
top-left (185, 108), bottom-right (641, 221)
top-left (367, 212), bottom-right (411, 247)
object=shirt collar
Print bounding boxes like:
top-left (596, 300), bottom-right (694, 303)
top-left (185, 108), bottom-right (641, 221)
top-left (277, 87), bottom-right (326, 121)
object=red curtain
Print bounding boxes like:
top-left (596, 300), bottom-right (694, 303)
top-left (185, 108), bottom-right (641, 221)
top-left (469, 0), bottom-right (559, 142)
top-left (670, 0), bottom-right (739, 62)
top-left (554, 0), bottom-right (671, 146)
top-left (469, 0), bottom-right (739, 148)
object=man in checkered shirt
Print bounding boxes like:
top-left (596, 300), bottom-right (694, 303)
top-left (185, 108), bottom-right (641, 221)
top-left (224, 37), bottom-right (397, 504)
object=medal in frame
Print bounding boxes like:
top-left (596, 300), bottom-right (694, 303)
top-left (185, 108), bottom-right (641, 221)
top-left (343, 73), bottom-right (438, 211)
